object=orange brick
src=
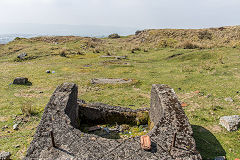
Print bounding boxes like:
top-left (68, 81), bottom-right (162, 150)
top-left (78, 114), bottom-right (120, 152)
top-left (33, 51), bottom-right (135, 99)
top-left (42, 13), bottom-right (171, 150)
top-left (140, 135), bottom-right (151, 150)
top-left (181, 103), bottom-right (188, 107)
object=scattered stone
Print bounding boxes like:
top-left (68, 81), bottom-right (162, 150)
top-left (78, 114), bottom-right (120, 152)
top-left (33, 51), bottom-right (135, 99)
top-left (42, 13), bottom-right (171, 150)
top-left (2, 125), bottom-right (8, 130)
top-left (167, 53), bottom-right (183, 59)
top-left (17, 52), bottom-right (27, 60)
top-left (206, 94), bottom-right (212, 98)
top-left (0, 151), bottom-right (11, 160)
top-left (15, 145), bottom-right (20, 148)
top-left (46, 70), bottom-right (51, 73)
top-left (88, 126), bottom-right (101, 132)
top-left (214, 156), bottom-right (226, 160)
top-left (100, 55), bottom-right (127, 60)
top-left (224, 97), bottom-right (233, 102)
top-left (194, 90), bottom-right (200, 93)
top-left (91, 78), bottom-right (133, 84)
top-left (13, 77), bottom-right (29, 85)
top-left (219, 115), bottom-right (240, 131)
top-left (140, 135), bottom-right (151, 151)
top-left (84, 64), bottom-right (91, 67)
top-left (13, 123), bottom-right (19, 130)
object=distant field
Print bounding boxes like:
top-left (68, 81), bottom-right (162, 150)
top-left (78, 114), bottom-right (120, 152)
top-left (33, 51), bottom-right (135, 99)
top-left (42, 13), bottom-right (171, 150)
top-left (0, 28), bottom-right (240, 159)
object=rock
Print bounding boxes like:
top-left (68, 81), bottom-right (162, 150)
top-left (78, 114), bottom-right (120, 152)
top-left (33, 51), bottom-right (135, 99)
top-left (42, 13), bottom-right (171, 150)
top-left (220, 115), bottom-right (240, 131)
top-left (224, 97), bottom-right (233, 102)
top-left (13, 77), bottom-right (29, 85)
top-left (46, 70), bottom-right (51, 73)
top-left (214, 156), bottom-right (226, 160)
top-left (108, 33), bottom-right (120, 39)
top-left (13, 123), bottom-right (19, 130)
top-left (88, 126), bottom-right (101, 132)
top-left (91, 78), bottom-right (133, 84)
top-left (0, 151), bottom-right (11, 160)
top-left (100, 55), bottom-right (127, 60)
top-left (194, 90), bottom-right (200, 93)
top-left (103, 127), bottom-right (110, 134)
top-left (2, 125), bottom-right (8, 130)
top-left (206, 94), bottom-right (212, 98)
top-left (15, 145), bottom-right (20, 148)
top-left (140, 135), bottom-right (151, 151)
top-left (17, 52), bottom-right (27, 60)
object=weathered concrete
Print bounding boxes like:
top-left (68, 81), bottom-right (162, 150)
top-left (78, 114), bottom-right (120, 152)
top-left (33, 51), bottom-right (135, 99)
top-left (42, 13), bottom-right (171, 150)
top-left (25, 83), bottom-right (201, 160)
top-left (79, 101), bottom-right (149, 125)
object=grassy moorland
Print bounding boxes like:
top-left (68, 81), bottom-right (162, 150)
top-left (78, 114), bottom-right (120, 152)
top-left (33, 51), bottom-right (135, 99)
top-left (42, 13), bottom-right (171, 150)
top-left (0, 26), bottom-right (240, 159)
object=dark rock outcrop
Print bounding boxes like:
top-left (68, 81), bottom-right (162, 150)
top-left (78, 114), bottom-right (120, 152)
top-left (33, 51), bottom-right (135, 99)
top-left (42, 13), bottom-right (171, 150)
top-left (25, 83), bottom-right (201, 160)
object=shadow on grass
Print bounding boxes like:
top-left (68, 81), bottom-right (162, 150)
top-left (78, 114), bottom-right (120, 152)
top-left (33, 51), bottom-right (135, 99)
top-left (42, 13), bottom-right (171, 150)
top-left (192, 125), bottom-right (226, 160)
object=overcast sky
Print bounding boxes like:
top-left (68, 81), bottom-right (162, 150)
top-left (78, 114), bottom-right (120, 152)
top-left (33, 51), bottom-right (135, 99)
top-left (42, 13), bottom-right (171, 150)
top-left (0, 0), bottom-right (240, 32)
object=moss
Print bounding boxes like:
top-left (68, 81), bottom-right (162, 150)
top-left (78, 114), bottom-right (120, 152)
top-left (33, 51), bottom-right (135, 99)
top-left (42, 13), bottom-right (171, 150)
top-left (136, 111), bottom-right (149, 125)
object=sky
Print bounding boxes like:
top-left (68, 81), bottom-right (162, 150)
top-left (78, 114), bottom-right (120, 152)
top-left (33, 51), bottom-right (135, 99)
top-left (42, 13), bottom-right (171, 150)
top-left (0, 0), bottom-right (240, 35)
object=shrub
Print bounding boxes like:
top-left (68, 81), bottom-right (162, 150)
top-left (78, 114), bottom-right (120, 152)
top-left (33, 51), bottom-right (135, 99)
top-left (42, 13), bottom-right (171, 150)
top-left (158, 39), bottom-right (178, 48)
top-left (198, 30), bottom-right (212, 40)
top-left (108, 33), bottom-right (120, 39)
top-left (20, 100), bottom-right (38, 116)
top-left (59, 48), bottom-right (67, 57)
top-left (178, 41), bottom-right (200, 49)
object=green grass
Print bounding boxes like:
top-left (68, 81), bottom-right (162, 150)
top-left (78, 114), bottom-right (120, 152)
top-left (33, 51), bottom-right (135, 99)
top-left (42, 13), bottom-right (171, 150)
top-left (0, 38), bottom-right (240, 159)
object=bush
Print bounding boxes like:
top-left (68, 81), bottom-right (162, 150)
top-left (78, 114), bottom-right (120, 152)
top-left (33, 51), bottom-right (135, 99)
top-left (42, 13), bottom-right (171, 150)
top-left (20, 100), bottom-right (38, 116)
top-left (59, 48), bottom-right (67, 57)
top-left (198, 30), bottom-right (212, 40)
top-left (108, 33), bottom-right (120, 39)
top-left (178, 41), bottom-right (200, 49)
top-left (158, 39), bottom-right (178, 48)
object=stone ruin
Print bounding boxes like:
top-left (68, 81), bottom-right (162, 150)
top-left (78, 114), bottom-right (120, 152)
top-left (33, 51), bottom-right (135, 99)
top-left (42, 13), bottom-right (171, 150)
top-left (24, 83), bottom-right (202, 159)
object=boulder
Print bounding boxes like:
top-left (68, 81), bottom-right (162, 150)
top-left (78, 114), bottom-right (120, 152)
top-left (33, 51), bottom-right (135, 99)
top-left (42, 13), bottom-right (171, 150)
top-left (108, 33), bottom-right (120, 39)
top-left (13, 77), bottom-right (29, 85)
top-left (17, 53), bottom-right (27, 60)
top-left (220, 115), bottom-right (240, 131)
top-left (0, 151), bottom-right (11, 160)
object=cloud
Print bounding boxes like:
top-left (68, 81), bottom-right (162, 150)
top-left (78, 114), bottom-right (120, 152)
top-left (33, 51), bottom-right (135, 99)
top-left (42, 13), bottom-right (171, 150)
top-left (0, 0), bottom-right (239, 28)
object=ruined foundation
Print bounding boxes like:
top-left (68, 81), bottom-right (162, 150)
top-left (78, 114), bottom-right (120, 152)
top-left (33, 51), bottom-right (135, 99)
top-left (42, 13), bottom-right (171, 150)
top-left (24, 83), bottom-right (202, 160)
